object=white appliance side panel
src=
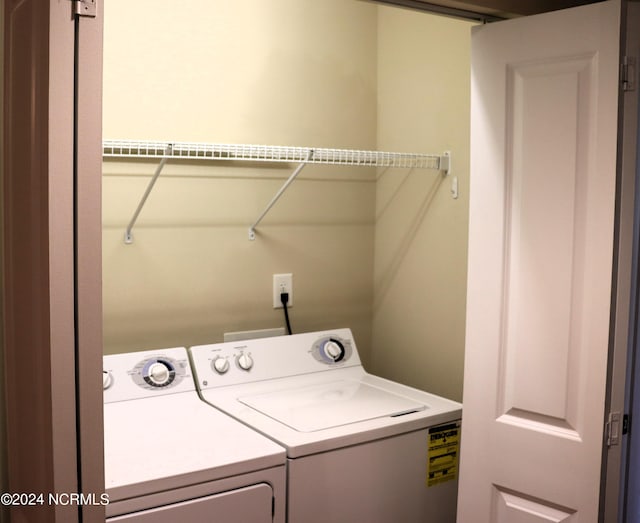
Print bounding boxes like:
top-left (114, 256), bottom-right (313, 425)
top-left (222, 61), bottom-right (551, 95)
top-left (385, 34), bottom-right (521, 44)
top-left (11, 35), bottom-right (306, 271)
top-left (287, 426), bottom-right (459, 523)
top-left (107, 483), bottom-right (273, 523)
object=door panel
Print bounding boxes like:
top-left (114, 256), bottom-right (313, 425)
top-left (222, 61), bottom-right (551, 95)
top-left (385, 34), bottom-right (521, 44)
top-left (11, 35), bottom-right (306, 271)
top-left (458, 1), bottom-right (621, 521)
top-left (501, 52), bottom-right (595, 439)
top-left (493, 487), bottom-right (576, 522)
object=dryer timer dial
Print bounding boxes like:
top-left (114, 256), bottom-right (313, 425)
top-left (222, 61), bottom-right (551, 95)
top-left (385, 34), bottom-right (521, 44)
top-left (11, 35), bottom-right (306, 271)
top-left (142, 358), bottom-right (176, 387)
top-left (131, 356), bottom-right (184, 390)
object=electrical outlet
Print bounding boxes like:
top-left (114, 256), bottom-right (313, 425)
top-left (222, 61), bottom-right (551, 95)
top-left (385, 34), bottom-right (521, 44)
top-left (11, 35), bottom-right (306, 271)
top-left (273, 273), bottom-right (293, 308)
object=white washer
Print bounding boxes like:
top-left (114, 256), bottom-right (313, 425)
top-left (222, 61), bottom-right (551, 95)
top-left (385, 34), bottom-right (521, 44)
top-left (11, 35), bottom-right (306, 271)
top-left (103, 347), bottom-right (286, 522)
top-left (189, 328), bottom-right (462, 523)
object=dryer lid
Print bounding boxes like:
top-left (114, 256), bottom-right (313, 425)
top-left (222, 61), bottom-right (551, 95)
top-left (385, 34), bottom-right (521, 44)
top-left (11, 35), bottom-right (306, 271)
top-left (238, 379), bottom-right (426, 432)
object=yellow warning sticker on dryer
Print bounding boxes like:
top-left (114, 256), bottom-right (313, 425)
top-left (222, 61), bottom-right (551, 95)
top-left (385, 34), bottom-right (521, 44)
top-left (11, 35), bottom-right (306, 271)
top-left (427, 422), bottom-right (460, 487)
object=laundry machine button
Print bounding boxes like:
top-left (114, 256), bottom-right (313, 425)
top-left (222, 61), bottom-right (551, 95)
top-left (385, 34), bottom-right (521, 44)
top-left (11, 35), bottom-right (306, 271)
top-left (147, 361), bottom-right (172, 386)
top-left (213, 356), bottom-right (230, 374)
top-left (236, 353), bottom-right (254, 371)
top-left (103, 370), bottom-right (113, 390)
top-left (322, 339), bottom-right (345, 362)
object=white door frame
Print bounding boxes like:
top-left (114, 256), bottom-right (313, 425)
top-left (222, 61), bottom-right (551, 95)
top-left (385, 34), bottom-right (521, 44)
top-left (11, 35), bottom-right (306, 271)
top-left (601, 3), bottom-right (640, 522)
top-left (3, 1), bottom-right (78, 521)
top-left (2, 1), bottom-right (104, 521)
top-left (75, 1), bottom-right (106, 520)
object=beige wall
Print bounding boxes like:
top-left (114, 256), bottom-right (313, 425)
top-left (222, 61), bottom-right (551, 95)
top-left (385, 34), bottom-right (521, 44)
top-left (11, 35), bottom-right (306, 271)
top-left (102, 0), bottom-right (378, 360)
top-left (102, 1), bottom-right (473, 400)
top-left (371, 8), bottom-right (474, 401)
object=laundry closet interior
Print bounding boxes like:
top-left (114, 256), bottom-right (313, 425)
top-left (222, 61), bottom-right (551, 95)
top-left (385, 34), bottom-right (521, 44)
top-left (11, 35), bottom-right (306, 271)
top-left (101, 0), bottom-right (475, 403)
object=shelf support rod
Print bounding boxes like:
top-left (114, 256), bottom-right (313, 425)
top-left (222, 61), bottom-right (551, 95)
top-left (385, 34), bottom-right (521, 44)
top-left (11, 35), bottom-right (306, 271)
top-left (248, 149), bottom-right (314, 240)
top-left (124, 144), bottom-right (172, 244)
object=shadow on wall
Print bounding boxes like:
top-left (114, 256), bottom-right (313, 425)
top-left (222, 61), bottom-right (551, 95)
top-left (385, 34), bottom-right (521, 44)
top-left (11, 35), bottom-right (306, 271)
top-left (373, 168), bottom-right (446, 310)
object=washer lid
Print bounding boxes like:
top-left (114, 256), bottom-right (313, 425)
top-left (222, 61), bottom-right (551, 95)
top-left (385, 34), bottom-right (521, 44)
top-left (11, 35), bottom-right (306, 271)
top-left (238, 379), bottom-right (426, 432)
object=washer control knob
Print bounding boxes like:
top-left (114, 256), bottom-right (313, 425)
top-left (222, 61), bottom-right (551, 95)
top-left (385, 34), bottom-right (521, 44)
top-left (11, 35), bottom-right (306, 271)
top-left (322, 339), bottom-right (345, 362)
top-left (236, 352), bottom-right (254, 371)
top-left (147, 361), bottom-right (171, 386)
top-left (102, 370), bottom-right (113, 390)
top-left (213, 356), bottom-right (230, 374)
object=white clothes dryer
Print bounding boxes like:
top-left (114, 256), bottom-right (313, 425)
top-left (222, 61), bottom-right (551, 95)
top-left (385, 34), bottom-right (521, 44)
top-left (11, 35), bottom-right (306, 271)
top-left (103, 347), bottom-right (286, 522)
top-left (189, 328), bottom-right (462, 523)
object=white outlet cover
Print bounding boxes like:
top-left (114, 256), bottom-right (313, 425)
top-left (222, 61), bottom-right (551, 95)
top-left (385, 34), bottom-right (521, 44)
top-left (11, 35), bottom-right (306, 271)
top-left (273, 273), bottom-right (293, 308)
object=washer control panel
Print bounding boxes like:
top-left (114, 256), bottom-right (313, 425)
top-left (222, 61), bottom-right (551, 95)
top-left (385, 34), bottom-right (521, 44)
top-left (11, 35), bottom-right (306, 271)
top-left (209, 350), bottom-right (256, 375)
top-left (103, 347), bottom-right (193, 404)
top-left (190, 328), bottom-right (361, 389)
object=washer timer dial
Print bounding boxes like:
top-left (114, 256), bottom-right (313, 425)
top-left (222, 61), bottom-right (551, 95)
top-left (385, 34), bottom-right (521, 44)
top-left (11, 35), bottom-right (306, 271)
top-left (322, 339), bottom-right (345, 362)
top-left (311, 336), bottom-right (352, 365)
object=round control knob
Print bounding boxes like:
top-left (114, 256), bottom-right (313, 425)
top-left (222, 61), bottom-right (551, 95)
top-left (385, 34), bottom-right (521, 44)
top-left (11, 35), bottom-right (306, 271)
top-left (147, 361), bottom-right (171, 386)
top-left (102, 370), bottom-right (113, 390)
top-left (322, 339), bottom-right (345, 362)
top-left (236, 353), bottom-right (254, 371)
top-left (213, 357), bottom-right (230, 374)
top-left (139, 357), bottom-right (178, 388)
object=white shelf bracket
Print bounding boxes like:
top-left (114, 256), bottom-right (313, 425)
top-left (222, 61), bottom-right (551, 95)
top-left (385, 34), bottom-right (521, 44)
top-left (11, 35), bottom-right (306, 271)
top-left (440, 150), bottom-right (452, 176)
top-left (124, 144), bottom-right (172, 244)
top-left (440, 150), bottom-right (458, 200)
top-left (248, 149), bottom-right (314, 241)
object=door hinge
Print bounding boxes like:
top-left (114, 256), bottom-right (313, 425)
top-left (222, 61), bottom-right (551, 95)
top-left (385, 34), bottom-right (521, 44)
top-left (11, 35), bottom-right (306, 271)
top-left (606, 412), bottom-right (630, 446)
top-left (622, 56), bottom-right (636, 92)
top-left (73, 0), bottom-right (97, 18)
top-left (606, 411), bottom-right (622, 446)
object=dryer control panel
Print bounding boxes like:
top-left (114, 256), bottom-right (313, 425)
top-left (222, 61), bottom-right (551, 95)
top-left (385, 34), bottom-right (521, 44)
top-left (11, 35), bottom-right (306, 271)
top-left (190, 328), bottom-right (362, 389)
top-left (103, 347), bottom-right (193, 404)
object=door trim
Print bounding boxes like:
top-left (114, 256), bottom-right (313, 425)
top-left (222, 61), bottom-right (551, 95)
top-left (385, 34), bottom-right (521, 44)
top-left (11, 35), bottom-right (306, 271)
top-left (74, 2), bottom-right (106, 521)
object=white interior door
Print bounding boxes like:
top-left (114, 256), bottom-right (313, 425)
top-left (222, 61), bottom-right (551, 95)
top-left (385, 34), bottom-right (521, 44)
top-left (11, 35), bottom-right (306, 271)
top-left (458, 1), bottom-right (621, 521)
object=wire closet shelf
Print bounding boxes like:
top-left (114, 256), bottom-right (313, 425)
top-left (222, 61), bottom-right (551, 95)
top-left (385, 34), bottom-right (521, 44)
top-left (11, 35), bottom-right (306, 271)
top-left (102, 140), bottom-right (452, 242)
